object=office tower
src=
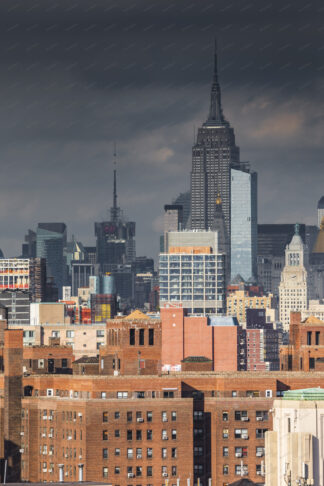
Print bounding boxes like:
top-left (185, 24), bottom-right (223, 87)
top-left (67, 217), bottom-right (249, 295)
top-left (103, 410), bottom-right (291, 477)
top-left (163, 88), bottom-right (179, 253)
top-left (318, 196), bottom-right (324, 228)
top-left (160, 230), bottom-right (226, 315)
top-left (95, 161), bottom-right (136, 267)
top-left (173, 191), bottom-right (191, 229)
top-left (190, 43), bottom-right (241, 238)
top-left (21, 229), bottom-right (36, 258)
top-left (163, 204), bottom-right (183, 251)
top-left (279, 224), bottom-right (308, 331)
top-left (84, 246), bottom-right (97, 265)
top-left (36, 223), bottom-right (67, 298)
top-left (257, 223), bottom-right (306, 296)
top-left (231, 166), bottom-right (258, 280)
top-left (71, 262), bottom-right (100, 296)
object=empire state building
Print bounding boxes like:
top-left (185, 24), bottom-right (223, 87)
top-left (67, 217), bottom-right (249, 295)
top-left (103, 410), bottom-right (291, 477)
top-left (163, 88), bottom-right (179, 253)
top-left (190, 42), bottom-right (241, 235)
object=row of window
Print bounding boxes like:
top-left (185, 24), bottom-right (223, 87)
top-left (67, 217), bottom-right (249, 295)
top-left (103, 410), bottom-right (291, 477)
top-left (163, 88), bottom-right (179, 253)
top-left (102, 447), bottom-right (177, 459)
top-left (222, 429), bottom-right (267, 439)
top-left (129, 329), bottom-right (154, 346)
top-left (102, 411), bottom-right (176, 423)
top-left (102, 465), bottom-right (178, 478)
top-left (50, 330), bottom-right (105, 338)
top-left (222, 446), bottom-right (264, 457)
top-left (222, 410), bottom-right (268, 421)
top-left (223, 464), bottom-right (264, 476)
top-left (102, 429), bottom-right (178, 441)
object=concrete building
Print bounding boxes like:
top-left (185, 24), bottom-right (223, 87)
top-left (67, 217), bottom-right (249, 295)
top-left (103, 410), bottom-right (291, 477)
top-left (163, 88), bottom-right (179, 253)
top-left (279, 225), bottom-right (308, 331)
top-left (265, 388), bottom-right (324, 486)
top-left (302, 299), bottom-right (324, 320)
top-left (318, 196), bottom-right (324, 228)
top-left (160, 230), bottom-right (226, 315)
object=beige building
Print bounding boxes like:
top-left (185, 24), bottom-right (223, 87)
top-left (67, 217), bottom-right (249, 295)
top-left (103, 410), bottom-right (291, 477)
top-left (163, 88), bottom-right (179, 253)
top-left (279, 225), bottom-right (308, 331)
top-left (302, 299), bottom-right (324, 321)
top-left (30, 302), bottom-right (70, 325)
top-left (265, 388), bottom-right (322, 486)
top-left (226, 289), bottom-right (274, 324)
top-left (9, 322), bottom-right (106, 359)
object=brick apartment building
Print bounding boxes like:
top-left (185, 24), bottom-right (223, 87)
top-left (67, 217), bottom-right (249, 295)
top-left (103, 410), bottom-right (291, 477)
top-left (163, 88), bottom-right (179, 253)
top-left (280, 311), bottom-right (324, 371)
top-left (2, 312), bottom-right (324, 485)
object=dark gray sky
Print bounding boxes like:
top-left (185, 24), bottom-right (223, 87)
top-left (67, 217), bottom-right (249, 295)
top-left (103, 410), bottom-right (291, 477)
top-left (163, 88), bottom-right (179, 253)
top-left (0, 0), bottom-right (323, 259)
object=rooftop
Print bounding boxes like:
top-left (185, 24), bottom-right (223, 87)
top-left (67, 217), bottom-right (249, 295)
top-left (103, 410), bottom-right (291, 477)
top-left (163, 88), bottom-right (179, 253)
top-left (283, 387), bottom-right (324, 400)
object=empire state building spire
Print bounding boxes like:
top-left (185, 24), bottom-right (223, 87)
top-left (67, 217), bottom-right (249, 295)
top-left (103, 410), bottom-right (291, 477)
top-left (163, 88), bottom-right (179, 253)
top-left (204, 40), bottom-right (228, 127)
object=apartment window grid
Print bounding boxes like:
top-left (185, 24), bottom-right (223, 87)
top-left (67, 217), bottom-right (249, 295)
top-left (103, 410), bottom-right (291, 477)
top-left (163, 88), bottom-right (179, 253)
top-left (159, 253), bottom-right (225, 313)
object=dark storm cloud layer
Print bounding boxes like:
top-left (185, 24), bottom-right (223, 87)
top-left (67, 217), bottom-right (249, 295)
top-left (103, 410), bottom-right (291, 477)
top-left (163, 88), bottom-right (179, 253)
top-left (0, 0), bottom-right (323, 258)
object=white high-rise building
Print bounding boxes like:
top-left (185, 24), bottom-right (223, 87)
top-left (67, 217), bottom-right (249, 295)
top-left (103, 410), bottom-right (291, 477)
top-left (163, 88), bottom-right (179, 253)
top-left (279, 224), bottom-right (308, 331)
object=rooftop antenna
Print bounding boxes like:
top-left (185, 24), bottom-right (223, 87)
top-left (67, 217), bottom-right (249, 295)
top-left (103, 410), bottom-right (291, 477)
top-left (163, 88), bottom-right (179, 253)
top-left (111, 141), bottom-right (119, 223)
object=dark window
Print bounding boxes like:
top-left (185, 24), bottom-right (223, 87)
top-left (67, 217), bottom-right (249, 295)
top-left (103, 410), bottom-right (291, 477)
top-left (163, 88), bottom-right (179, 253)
top-left (103, 412), bottom-right (108, 423)
top-left (139, 329), bottom-right (145, 346)
top-left (129, 329), bottom-right (135, 346)
top-left (307, 331), bottom-right (312, 345)
top-left (316, 331), bottom-right (320, 345)
top-left (149, 329), bottom-right (154, 346)
top-left (115, 412), bottom-right (120, 419)
top-left (147, 411), bottom-right (153, 422)
top-left (115, 430), bottom-right (120, 438)
top-left (136, 430), bottom-right (142, 440)
top-left (163, 391), bottom-right (174, 398)
top-left (103, 430), bottom-right (108, 440)
top-left (309, 357), bottom-right (315, 369)
top-left (103, 448), bottom-right (108, 459)
top-left (62, 358), bottom-right (67, 368)
top-left (127, 430), bottom-right (132, 440)
top-left (288, 355), bottom-right (292, 371)
top-left (147, 430), bottom-right (152, 440)
top-left (127, 412), bottom-right (133, 422)
top-left (147, 466), bottom-right (152, 477)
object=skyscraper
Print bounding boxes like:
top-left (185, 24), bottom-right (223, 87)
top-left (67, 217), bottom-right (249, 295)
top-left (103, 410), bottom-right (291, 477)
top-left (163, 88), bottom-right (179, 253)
top-left (190, 42), bottom-right (257, 277)
top-left (190, 42), bottom-right (241, 235)
top-left (279, 224), bottom-right (308, 331)
top-left (36, 223), bottom-right (67, 298)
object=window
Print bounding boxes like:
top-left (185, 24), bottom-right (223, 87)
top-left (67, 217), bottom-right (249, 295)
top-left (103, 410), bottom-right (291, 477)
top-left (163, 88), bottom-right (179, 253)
top-left (97, 330), bottom-right (105, 337)
top-left (256, 429), bottom-right (267, 439)
top-left (149, 329), bottom-right (154, 345)
top-left (147, 466), bottom-right (152, 477)
top-left (130, 329), bottom-right (135, 345)
top-left (222, 411), bottom-right (228, 421)
top-left (309, 357), bottom-right (315, 369)
top-left (194, 446), bottom-right (203, 456)
top-left (162, 430), bottom-right (168, 440)
top-left (101, 392), bottom-right (106, 399)
top-left (307, 331), bottom-right (312, 345)
top-left (136, 391), bottom-right (145, 399)
top-left (162, 448), bottom-right (167, 459)
top-left (194, 410), bottom-right (203, 420)
top-left (115, 430), bottom-right (120, 438)
top-left (235, 447), bottom-right (247, 457)
top-left (147, 447), bottom-right (153, 458)
top-left (171, 429), bottom-right (177, 440)
top-left (38, 359), bottom-right (44, 369)
top-left (223, 447), bottom-right (229, 457)
top-left (256, 411), bottom-right (268, 421)
top-left (136, 466), bottom-right (142, 477)
top-left (172, 466), bottom-right (177, 476)
top-left (47, 389), bottom-right (53, 397)
top-left (171, 447), bottom-right (177, 458)
top-left (147, 430), bottom-right (152, 440)
top-left (246, 390), bottom-right (260, 397)
top-left (265, 390), bottom-right (272, 398)
top-left (136, 448), bottom-right (142, 459)
top-left (171, 411), bottom-right (177, 421)
top-left (163, 391), bottom-right (174, 398)
top-left (147, 411), bottom-right (152, 422)
top-left (235, 411), bottom-right (248, 421)
top-left (162, 411), bottom-right (167, 422)
top-left (102, 430), bottom-right (108, 441)
top-left (103, 412), bottom-right (108, 423)
top-left (316, 331), bottom-right (320, 345)
top-left (136, 430), bottom-right (142, 440)
top-left (115, 466), bottom-right (120, 475)
top-left (115, 412), bottom-right (120, 419)
top-left (103, 448), bottom-right (108, 459)
top-left (162, 465), bottom-right (168, 476)
top-left (117, 391), bottom-right (128, 399)
top-left (139, 329), bottom-right (145, 345)
top-left (127, 430), bottom-right (132, 441)
top-left (103, 467), bottom-right (108, 478)
top-left (223, 429), bottom-right (229, 439)
top-left (127, 412), bottom-right (133, 422)
top-left (256, 446), bottom-right (264, 457)
top-left (223, 465), bottom-right (229, 475)
top-left (115, 448), bottom-right (120, 456)
top-left (66, 330), bottom-right (74, 338)
top-left (127, 448), bottom-right (133, 459)
top-left (231, 391), bottom-right (237, 397)
top-left (234, 429), bottom-right (248, 439)
top-left (51, 331), bottom-right (60, 338)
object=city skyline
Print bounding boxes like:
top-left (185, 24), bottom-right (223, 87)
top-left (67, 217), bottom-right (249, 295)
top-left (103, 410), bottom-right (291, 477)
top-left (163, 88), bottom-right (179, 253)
top-left (0, 0), bottom-right (323, 260)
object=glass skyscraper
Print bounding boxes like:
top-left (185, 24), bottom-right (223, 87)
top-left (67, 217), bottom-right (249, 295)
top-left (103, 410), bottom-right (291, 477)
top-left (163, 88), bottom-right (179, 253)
top-left (231, 167), bottom-right (258, 281)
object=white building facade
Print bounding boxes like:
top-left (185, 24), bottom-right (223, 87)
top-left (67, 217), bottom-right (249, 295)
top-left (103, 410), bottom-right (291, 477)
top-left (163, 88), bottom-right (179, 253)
top-left (279, 224), bottom-right (308, 331)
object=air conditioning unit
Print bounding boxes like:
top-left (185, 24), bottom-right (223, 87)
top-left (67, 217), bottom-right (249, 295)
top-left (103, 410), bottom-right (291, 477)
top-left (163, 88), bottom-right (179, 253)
top-left (19, 448), bottom-right (24, 453)
top-left (43, 469), bottom-right (47, 472)
top-left (242, 434), bottom-right (249, 439)
top-left (67, 437), bottom-right (72, 440)
top-left (242, 471), bottom-right (248, 476)
top-left (78, 413), bottom-right (82, 417)
top-left (43, 416), bottom-right (47, 420)
top-left (235, 452), bottom-right (242, 457)
top-left (256, 451), bottom-right (264, 457)
top-left (162, 437), bottom-right (168, 440)
top-left (48, 416), bottom-right (53, 421)
top-left (162, 418), bottom-right (168, 422)
top-left (42, 433), bottom-right (46, 437)
top-left (49, 451), bottom-right (53, 456)
top-left (162, 473), bottom-right (168, 477)
top-left (137, 455), bottom-right (142, 459)
top-left (48, 433), bottom-right (53, 438)
top-left (241, 416), bottom-right (249, 421)
top-left (137, 418), bottom-right (144, 422)
top-left (79, 455), bottom-right (82, 459)
top-left (128, 473), bottom-right (134, 478)
top-left (65, 454), bottom-right (69, 458)
top-left (20, 432), bottom-right (24, 436)
top-left (256, 416), bottom-right (263, 421)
